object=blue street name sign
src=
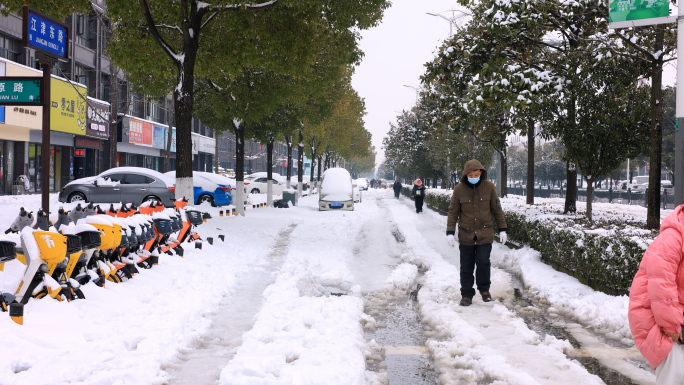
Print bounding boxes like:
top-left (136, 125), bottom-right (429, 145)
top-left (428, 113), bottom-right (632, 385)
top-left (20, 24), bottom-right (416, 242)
top-left (22, 7), bottom-right (69, 60)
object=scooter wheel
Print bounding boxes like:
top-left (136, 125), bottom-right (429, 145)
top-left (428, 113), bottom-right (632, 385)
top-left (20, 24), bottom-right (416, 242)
top-left (74, 288), bottom-right (85, 299)
top-left (62, 290), bottom-right (74, 302)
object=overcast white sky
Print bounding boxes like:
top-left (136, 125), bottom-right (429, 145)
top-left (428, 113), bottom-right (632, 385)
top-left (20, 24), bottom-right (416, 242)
top-left (351, 0), bottom-right (465, 168)
top-left (352, 1), bottom-right (678, 171)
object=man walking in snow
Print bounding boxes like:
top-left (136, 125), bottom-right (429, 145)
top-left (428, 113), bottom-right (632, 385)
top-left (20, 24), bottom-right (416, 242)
top-left (393, 180), bottom-right (402, 198)
top-left (446, 159), bottom-right (507, 307)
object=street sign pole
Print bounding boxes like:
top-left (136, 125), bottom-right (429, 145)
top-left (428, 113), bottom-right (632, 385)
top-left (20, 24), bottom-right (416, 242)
top-left (38, 52), bottom-right (58, 214)
top-left (608, 1), bottom-right (682, 207)
top-left (21, 6), bottom-right (70, 217)
top-left (675, 5), bottom-right (684, 205)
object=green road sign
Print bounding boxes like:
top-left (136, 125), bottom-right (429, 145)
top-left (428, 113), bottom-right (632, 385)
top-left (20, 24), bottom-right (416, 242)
top-left (609, 0), bottom-right (673, 28)
top-left (0, 77), bottom-right (42, 106)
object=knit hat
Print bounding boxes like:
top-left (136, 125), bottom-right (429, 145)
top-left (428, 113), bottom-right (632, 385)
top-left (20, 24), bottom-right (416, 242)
top-left (414, 179), bottom-right (422, 186)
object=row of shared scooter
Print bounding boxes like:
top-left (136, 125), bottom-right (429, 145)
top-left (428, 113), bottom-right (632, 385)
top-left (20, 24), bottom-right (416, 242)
top-left (0, 198), bottom-right (211, 325)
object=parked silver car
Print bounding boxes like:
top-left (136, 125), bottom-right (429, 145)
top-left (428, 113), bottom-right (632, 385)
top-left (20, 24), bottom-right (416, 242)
top-left (58, 167), bottom-right (176, 206)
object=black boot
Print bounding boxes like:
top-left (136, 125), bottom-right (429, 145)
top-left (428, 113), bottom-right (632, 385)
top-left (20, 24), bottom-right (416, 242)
top-left (481, 292), bottom-right (492, 302)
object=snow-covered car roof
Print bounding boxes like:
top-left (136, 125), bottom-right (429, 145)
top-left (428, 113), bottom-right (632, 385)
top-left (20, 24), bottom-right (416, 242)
top-left (66, 167), bottom-right (175, 188)
top-left (246, 172), bottom-right (286, 183)
top-left (320, 168), bottom-right (352, 199)
top-left (194, 171), bottom-right (232, 187)
top-left (163, 171), bottom-right (229, 191)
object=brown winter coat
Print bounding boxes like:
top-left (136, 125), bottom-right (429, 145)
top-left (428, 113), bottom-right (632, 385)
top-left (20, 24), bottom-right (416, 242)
top-left (446, 159), bottom-right (507, 245)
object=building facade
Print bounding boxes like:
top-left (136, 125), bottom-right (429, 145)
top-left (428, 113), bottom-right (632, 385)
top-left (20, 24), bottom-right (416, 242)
top-left (216, 131), bottom-right (300, 177)
top-left (0, 2), bottom-right (216, 194)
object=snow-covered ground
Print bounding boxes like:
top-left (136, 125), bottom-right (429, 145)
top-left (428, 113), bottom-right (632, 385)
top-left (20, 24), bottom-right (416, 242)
top-left (0, 190), bottom-right (656, 384)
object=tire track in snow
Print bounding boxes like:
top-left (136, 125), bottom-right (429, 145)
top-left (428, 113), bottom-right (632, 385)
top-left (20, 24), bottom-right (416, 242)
top-left (382, 194), bottom-right (607, 385)
top-left (395, 195), bottom-right (654, 384)
top-left (356, 191), bottom-right (441, 384)
top-left (217, 197), bottom-right (379, 384)
top-left (391, 194), bottom-right (655, 384)
top-left (161, 222), bottom-right (299, 385)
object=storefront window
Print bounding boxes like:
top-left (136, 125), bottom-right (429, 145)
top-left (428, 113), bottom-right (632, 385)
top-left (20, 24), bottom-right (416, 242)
top-left (28, 143), bottom-right (39, 192)
top-left (0, 141), bottom-right (4, 194)
top-left (28, 144), bottom-right (65, 192)
top-left (51, 147), bottom-right (62, 191)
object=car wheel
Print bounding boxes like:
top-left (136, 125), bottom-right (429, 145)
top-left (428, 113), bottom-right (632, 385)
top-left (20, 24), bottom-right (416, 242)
top-left (68, 192), bottom-right (87, 203)
top-left (251, 188), bottom-right (260, 194)
top-left (143, 195), bottom-right (161, 204)
top-left (198, 194), bottom-right (215, 206)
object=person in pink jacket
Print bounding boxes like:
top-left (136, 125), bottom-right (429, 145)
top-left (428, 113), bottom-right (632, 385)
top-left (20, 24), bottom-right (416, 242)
top-left (629, 205), bottom-right (684, 383)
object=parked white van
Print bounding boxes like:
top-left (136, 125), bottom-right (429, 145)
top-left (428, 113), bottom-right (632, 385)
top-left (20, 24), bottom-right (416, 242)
top-left (319, 168), bottom-right (354, 211)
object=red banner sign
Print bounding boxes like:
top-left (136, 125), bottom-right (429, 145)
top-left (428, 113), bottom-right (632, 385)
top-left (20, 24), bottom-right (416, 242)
top-left (129, 119), bottom-right (153, 146)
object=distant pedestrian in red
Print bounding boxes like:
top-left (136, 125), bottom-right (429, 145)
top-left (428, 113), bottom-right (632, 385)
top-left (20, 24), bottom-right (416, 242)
top-left (411, 179), bottom-right (426, 213)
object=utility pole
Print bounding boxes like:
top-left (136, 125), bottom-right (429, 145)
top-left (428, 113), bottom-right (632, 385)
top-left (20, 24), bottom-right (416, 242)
top-left (675, 4), bottom-right (684, 203)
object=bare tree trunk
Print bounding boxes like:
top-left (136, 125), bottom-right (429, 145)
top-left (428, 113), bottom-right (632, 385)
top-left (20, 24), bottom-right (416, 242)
top-left (647, 25), bottom-right (664, 230)
top-left (172, 44), bottom-right (198, 202)
top-left (526, 117), bottom-right (535, 205)
top-left (309, 155), bottom-right (316, 194)
top-left (499, 130), bottom-right (508, 198)
top-left (317, 155), bottom-right (322, 182)
top-left (564, 161), bottom-right (577, 214)
top-left (214, 131), bottom-right (219, 173)
top-left (297, 130), bottom-right (304, 203)
top-left (308, 138), bottom-right (317, 194)
top-left (267, 138), bottom-right (274, 207)
top-left (233, 122), bottom-right (245, 216)
top-left (109, 70), bottom-right (119, 169)
top-left (286, 135), bottom-right (293, 188)
top-left (586, 178), bottom-right (595, 221)
top-left (564, 38), bottom-right (579, 214)
top-left (164, 96), bottom-right (174, 172)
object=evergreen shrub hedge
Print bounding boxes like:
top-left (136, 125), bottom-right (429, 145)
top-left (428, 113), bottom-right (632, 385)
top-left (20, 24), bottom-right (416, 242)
top-left (402, 187), bottom-right (643, 295)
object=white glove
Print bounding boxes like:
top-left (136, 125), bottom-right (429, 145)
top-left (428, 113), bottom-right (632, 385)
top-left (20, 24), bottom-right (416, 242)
top-left (499, 231), bottom-right (507, 244)
top-left (447, 234), bottom-right (456, 248)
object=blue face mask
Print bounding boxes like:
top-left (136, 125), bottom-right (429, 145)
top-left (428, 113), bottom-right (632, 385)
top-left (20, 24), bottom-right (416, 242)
top-left (468, 177), bottom-right (480, 184)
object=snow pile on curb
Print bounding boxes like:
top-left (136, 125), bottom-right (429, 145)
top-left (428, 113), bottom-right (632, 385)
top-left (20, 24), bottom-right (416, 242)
top-left (384, 197), bottom-right (605, 384)
top-left (495, 245), bottom-right (632, 344)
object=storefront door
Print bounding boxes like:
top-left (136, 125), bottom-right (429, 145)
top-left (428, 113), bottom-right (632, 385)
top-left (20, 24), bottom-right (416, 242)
top-left (29, 143), bottom-right (40, 192)
top-left (0, 141), bottom-right (4, 194)
top-left (74, 153), bottom-right (86, 180)
top-left (50, 146), bottom-right (62, 191)
top-left (86, 149), bottom-right (97, 177)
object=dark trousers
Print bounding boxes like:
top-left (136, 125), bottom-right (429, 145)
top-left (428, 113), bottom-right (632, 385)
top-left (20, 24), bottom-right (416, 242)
top-left (459, 243), bottom-right (492, 298)
top-left (414, 196), bottom-right (424, 212)
top-left (394, 190), bottom-right (400, 198)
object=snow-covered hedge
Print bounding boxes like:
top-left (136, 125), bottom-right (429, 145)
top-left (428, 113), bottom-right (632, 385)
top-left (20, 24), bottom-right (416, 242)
top-left (504, 212), bottom-right (643, 294)
top-left (402, 186), bottom-right (646, 295)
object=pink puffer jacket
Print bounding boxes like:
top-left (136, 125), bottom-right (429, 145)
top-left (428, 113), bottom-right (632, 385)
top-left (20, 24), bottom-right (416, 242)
top-left (629, 205), bottom-right (684, 369)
